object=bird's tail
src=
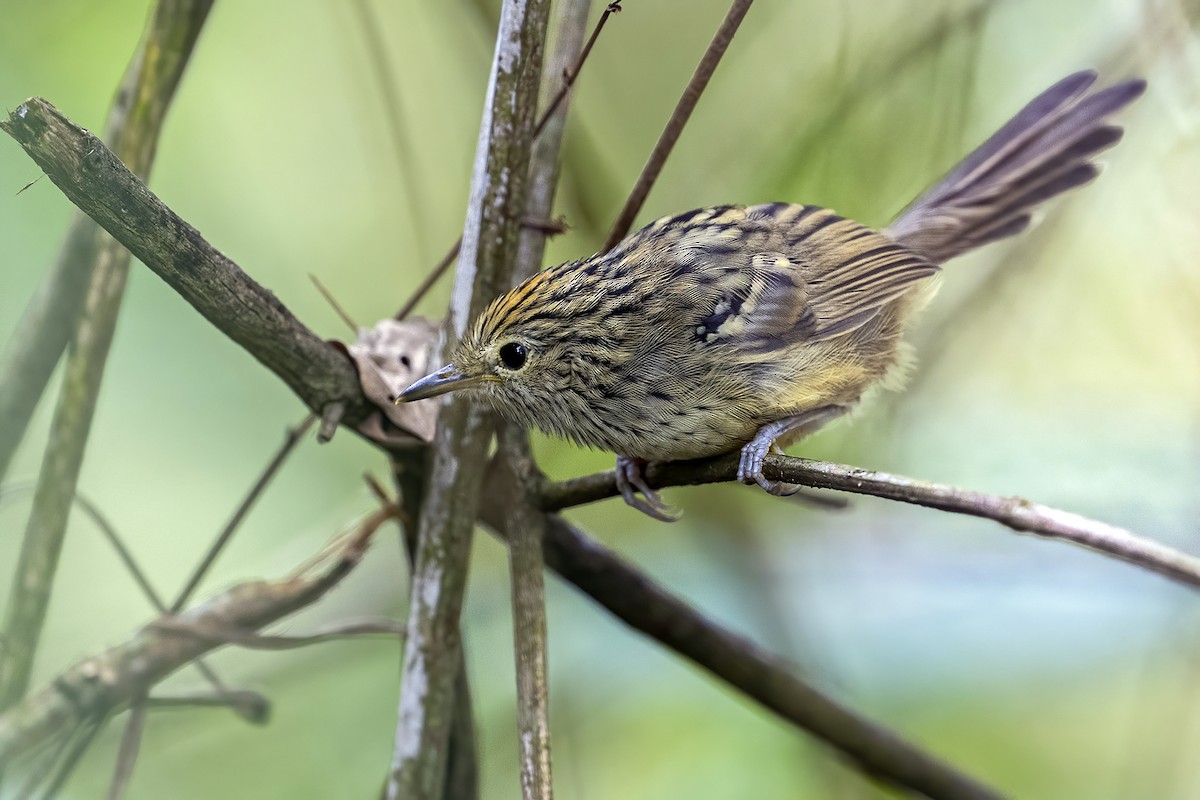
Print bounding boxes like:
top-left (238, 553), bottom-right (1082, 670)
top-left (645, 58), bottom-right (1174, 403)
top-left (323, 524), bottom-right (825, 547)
top-left (885, 71), bottom-right (1145, 264)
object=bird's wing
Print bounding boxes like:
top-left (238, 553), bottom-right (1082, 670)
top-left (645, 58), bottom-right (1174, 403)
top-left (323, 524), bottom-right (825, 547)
top-left (663, 204), bottom-right (937, 352)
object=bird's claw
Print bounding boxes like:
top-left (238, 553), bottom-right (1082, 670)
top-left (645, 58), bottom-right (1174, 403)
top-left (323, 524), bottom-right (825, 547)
top-left (616, 456), bottom-right (680, 522)
top-left (737, 442), bottom-right (802, 497)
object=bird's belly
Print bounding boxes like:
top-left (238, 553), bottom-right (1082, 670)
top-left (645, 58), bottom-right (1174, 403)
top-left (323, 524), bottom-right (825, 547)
top-left (598, 412), bottom-right (759, 462)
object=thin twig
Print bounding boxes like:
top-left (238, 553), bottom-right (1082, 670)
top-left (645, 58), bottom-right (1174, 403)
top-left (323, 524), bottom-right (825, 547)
top-left (531, 1), bottom-right (622, 140)
top-left (105, 701), bottom-right (147, 800)
top-left (393, 1), bottom-right (621, 321)
top-left (318, 402), bottom-right (345, 444)
top-left (309, 273), bottom-right (360, 332)
top-left (540, 452), bottom-right (1200, 591)
top-left (38, 712), bottom-right (107, 800)
top-left (170, 414), bottom-right (315, 613)
top-left (151, 617), bottom-right (405, 650)
top-left (143, 690), bottom-right (270, 719)
top-left (394, 240), bottom-right (461, 321)
top-left (602, 0), bottom-right (753, 249)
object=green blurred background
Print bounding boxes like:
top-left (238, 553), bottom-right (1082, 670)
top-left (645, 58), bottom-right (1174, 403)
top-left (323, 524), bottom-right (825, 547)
top-left (2, 0), bottom-right (1199, 797)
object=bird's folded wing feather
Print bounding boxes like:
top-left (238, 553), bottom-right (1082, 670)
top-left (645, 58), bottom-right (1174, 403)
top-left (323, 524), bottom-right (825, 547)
top-left (665, 204), bottom-right (937, 352)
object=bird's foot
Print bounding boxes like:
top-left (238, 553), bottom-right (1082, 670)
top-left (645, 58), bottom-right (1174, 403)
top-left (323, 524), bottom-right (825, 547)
top-left (615, 455), bottom-right (680, 522)
top-left (737, 440), bottom-right (803, 496)
top-left (738, 406), bottom-right (848, 497)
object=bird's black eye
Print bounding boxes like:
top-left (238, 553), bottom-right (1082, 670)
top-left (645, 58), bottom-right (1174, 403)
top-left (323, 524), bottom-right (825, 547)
top-left (499, 342), bottom-right (527, 370)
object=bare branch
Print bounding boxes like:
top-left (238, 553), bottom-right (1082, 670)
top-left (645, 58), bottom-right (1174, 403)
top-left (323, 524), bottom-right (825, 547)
top-left (496, 430), bottom-right (555, 800)
top-left (540, 452), bottom-right (1200, 591)
top-left (105, 701), bottom-right (147, 800)
top-left (0, 507), bottom-right (389, 764)
top-left (0, 100), bottom-right (371, 425)
top-left (0, 2), bottom-right (218, 739)
top-left (150, 617), bottom-right (405, 650)
top-left (500, 2), bottom-right (600, 795)
top-left (0, 0), bottom-right (214, 481)
top-left (603, 0), bottom-right (753, 249)
top-left (308, 273), bottom-right (360, 332)
top-left (143, 690), bottom-right (269, 719)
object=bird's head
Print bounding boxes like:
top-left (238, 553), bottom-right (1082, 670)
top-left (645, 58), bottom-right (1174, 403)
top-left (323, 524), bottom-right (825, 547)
top-left (393, 266), bottom-right (589, 429)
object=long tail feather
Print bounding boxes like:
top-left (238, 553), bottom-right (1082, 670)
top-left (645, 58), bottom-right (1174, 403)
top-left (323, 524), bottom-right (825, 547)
top-left (885, 71), bottom-right (1145, 263)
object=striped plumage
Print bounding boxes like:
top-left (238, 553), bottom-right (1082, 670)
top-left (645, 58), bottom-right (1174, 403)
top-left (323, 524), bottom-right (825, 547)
top-left (459, 203), bottom-right (934, 460)
top-left (398, 71), bottom-right (1145, 519)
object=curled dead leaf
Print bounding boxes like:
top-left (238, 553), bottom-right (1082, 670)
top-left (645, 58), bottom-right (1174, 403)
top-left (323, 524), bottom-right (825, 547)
top-left (332, 318), bottom-right (441, 446)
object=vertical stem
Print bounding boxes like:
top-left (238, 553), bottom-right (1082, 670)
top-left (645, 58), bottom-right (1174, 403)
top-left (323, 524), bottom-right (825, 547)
top-left (390, 449), bottom-right (481, 800)
top-left (500, 431), bottom-right (554, 800)
top-left (386, 0), bottom-right (552, 797)
top-left (504, 2), bottom-right (593, 798)
top-left (0, 0), bottom-right (214, 719)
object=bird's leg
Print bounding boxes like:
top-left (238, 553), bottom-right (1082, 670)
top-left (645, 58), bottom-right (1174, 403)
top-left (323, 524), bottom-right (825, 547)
top-left (738, 405), bottom-right (849, 496)
top-left (615, 455), bottom-right (681, 522)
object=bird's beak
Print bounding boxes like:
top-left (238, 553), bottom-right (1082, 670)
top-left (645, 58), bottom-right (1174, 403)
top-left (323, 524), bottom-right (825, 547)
top-left (393, 364), bottom-right (485, 403)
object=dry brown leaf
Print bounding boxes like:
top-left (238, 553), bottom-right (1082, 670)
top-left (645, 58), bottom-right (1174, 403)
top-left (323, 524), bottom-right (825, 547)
top-left (333, 318), bottom-right (440, 446)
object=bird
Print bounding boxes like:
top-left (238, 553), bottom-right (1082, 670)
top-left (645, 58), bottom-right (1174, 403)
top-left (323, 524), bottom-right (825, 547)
top-left (396, 71), bottom-right (1145, 521)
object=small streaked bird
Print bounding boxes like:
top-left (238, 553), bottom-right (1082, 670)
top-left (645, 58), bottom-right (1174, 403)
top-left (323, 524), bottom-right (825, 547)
top-left (397, 71), bottom-right (1145, 520)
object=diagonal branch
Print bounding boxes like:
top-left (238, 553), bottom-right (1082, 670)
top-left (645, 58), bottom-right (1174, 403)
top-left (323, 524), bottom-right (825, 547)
top-left (603, 0), bottom-right (753, 249)
top-left (540, 452), bottom-right (1200, 591)
top-left (0, 0), bottom-right (214, 482)
top-left (0, 99), bottom-right (371, 425)
top-left (0, 506), bottom-right (393, 765)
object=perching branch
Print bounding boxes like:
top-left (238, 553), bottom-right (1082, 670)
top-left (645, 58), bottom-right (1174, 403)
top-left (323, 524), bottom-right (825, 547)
top-left (0, 505), bottom-right (394, 765)
top-left (540, 452), bottom-right (1200, 591)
